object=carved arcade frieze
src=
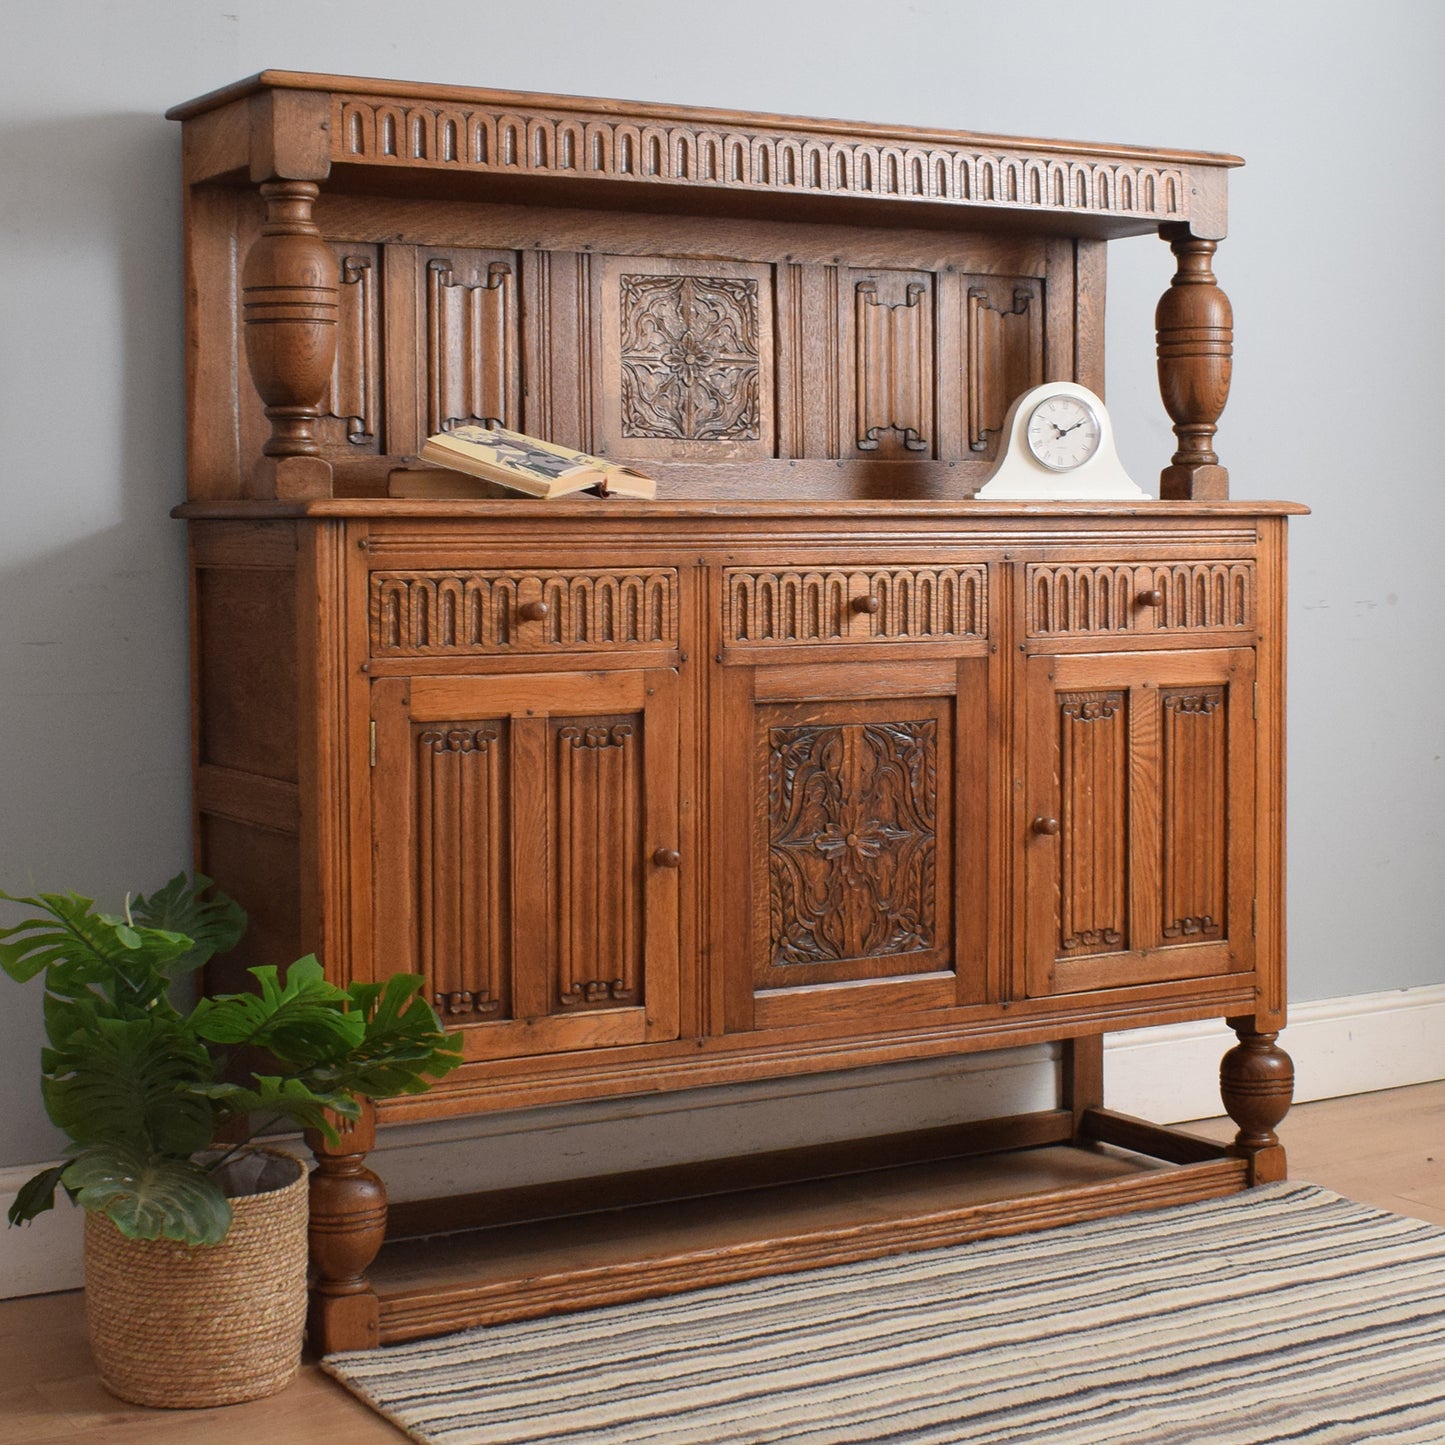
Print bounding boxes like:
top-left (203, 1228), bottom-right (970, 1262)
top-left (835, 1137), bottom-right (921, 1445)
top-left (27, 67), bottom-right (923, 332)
top-left (332, 95), bottom-right (1192, 227)
top-left (371, 568), bottom-right (678, 656)
top-left (726, 565), bottom-right (986, 645)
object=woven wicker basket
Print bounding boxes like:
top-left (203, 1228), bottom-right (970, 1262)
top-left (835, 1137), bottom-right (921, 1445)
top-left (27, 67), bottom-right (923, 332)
top-left (83, 1149), bottom-right (309, 1409)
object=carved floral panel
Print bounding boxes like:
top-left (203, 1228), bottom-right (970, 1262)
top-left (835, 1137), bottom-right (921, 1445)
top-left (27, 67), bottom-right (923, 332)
top-left (596, 257), bottom-right (774, 461)
top-left (766, 716), bottom-right (941, 968)
top-left (620, 274), bottom-right (760, 441)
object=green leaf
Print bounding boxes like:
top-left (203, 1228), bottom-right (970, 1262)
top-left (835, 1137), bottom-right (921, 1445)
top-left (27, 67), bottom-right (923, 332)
top-left (131, 874), bottom-right (246, 977)
top-left (0, 891), bottom-right (115, 983)
top-left (333, 974), bottom-right (465, 1098)
top-left (62, 1147), bottom-right (232, 1245)
top-left (0, 888), bottom-right (193, 1014)
top-left (6, 1164), bottom-right (69, 1226)
top-left (190, 955), bottom-right (364, 1066)
top-left (189, 1075), bottom-right (360, 1141)
top-left (42, 990), bottom-right (100, 1051)
top-left (43, 1015), bottom-right (216, 1157)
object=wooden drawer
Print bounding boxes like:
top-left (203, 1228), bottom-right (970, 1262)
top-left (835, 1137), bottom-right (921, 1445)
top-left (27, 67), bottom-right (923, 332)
top-left (723, 564), bottom-right (988, 646)
top-left (1024, 560), bottom-right (1255, 638)
top-left (370, 567), bottom-right (679, 657)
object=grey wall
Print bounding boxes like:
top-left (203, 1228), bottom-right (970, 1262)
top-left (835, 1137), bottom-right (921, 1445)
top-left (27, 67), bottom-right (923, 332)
top-left (2, 0), bottom-right (1442, 1170)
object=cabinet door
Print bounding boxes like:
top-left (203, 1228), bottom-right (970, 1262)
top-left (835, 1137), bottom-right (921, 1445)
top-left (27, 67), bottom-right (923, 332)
top-left (1023, 649), bottom-right (1255, 996)
top-left (371, 669), bottom-right (680, 1060)
top-left (720, 657), bottom-right (991, 1032)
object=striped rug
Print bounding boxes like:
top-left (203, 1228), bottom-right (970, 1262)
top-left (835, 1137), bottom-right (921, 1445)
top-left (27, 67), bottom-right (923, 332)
top-left (323, 1183), bottom-right (1445, 1444)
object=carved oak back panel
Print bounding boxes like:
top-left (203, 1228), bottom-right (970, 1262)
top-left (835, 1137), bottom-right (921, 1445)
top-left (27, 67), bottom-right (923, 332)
top-left (205, 192), bottom-right (1079, 501)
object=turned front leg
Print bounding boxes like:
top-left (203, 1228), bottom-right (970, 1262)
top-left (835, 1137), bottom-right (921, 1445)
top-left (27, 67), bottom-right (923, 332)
top-left (306, 1104), bottom-right (387, 1353)
top-left (1220, 1019), bottom-right (1293, 1185)
top-left (1156, 223), bottom-right (1233, 500)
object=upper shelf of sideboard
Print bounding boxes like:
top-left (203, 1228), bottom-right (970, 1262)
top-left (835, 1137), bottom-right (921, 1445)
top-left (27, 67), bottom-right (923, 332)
top-left (168, 71), bottom-right (1241, 240)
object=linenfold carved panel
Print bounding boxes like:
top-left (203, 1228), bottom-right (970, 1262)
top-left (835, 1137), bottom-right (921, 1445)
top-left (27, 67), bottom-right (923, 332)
top-left (967, 281), bottom-right (1040, 452)
top-left (332, 95), bottom-right (1190, 226)
top-left (1160, 688), bottom-right (1227, 942)
top-left (619, 274), bottom-right (761, 441)
top-left (1057, 690), bottom-right (1128, 956)
top-left (725, 566), bottom-right (986, 645)
top-left (852, 274), bottom-right (932, 456)
top-left (552, 715), bottom-right (643, 1008)
top-left (424, 250), bottom-right (520, 435)
top-left (321, 246), bottom-right (381, 451)
top-left (370, 568), bottom-right (678, 656)
top-left (766, 718), bottom-right (940, 967)
top-left (414, 724), bottom-right (509, 1019)
top-left (1026, 561), bottom-right (1255, 636)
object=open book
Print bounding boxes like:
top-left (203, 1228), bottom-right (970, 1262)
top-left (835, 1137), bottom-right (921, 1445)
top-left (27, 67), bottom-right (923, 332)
top-left (407, 426), bottom-right (656, 499)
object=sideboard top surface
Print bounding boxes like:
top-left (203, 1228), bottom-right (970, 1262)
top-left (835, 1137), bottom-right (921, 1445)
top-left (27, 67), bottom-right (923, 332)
top-left (176, 498), bottom-right (1308, 523)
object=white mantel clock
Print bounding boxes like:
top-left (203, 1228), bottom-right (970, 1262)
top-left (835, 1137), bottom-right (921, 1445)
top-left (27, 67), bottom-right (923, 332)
top-left (976, 382), bottom-right (1147, 500)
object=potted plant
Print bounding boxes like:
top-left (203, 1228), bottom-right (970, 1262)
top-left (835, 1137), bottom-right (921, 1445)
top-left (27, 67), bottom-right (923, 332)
top-left (1, 874), bottom-right (463, 1408)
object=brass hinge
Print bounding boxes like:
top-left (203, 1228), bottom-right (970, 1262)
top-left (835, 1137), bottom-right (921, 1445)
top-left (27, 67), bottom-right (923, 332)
top-left (369, 720), bottom-right (377, 768)
top-left (1252, 898), bottom-right (1258, 936)
top-left (1253, 682), bottom-right (1259, 719)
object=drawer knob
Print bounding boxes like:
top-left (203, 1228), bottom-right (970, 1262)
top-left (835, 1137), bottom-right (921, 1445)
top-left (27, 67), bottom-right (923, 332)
top-left (652, 847), bottom-right (682, 869)
top-left (517, 600), bottom-right (550, 622)
top-left (1137, 588), bottom-right (1165, 608)
top-left (851, 595), bottom-right (881, 615)
top-left (1032, 816), bottom-right (1061, 837)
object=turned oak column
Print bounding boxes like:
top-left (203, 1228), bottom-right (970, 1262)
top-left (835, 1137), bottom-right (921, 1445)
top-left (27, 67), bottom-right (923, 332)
top-left (242, 180), bottom-right (338, 500)
top-left (1156, 223), bottom-right (1233, 501)
top-left (306, 1102), bottom-right (387, 1353)
top-left (1220, 1019), bottom-right (1294, 1185)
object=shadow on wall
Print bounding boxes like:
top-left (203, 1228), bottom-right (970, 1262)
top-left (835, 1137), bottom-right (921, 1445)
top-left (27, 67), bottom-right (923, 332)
top-left (0, 113), bottom-right (196, 1165)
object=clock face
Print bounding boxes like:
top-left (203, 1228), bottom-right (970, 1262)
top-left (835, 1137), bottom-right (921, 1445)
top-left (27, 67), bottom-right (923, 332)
top-left (1025, 395), bottom-right (1102, 472)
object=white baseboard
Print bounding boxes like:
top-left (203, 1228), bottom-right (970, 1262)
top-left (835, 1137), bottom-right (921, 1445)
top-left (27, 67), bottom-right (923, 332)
top-left (0, 1175), bottom-right (84, 1297)
top-left (1104, 983), bottom-right (1445, 1124)
top-left (6, 983), bottom-right (1443, 1300)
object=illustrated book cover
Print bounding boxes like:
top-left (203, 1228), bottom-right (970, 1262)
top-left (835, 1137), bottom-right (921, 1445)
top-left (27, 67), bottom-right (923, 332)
top-left (404, 426), bottom-right (657, 499)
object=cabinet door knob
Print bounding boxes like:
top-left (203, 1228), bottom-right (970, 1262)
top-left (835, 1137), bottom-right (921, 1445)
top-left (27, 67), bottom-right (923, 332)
top-left (1031, 816), bottom-right (1060, 836)
top-left (1137, 588), bottom-right (1165, 608)
top-left (517, 600), bottom-right (550, 622)
top-left (652, 847), bottom-right (682, 869)
top-left (851, 595), bottom-right (881, 615)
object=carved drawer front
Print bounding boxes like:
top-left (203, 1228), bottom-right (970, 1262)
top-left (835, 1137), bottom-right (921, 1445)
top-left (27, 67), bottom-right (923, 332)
top-left (724, 565), bottom-right (987, 646)
top-left (371, 568), bottom-right (678, 657)
top-left (1025, 561), bottom-right (1254, 637)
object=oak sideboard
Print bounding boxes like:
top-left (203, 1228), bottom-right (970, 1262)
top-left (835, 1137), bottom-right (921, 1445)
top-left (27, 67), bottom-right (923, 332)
top-left (169, 73), bottom-right (1301, 1352)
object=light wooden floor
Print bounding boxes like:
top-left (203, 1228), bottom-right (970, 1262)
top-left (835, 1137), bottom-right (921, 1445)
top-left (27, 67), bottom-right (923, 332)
top-left (3, 1081), bottom-right (1442, 1443)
